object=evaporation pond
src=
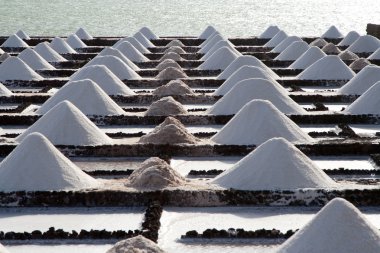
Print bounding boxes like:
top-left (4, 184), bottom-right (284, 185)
top-left (71, 157), bottom-right (147, 171)
top-left (6, 244), bottom-right (113, 253)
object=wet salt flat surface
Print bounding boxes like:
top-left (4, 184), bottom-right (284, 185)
top-left (299, 124), bottom-right (337, 133)
top-left (72, 157), bottom-right (146, 171)
top-left (311, 156), bottom-right (376, 170)
top-left (350, 124), bottom-right (380, 136)
top-left (300, 87), bottom-right (339, 93)
top-left (6, 244), bottom-right (113, 253)
top-left (324, 103), bottom-right (349, 112)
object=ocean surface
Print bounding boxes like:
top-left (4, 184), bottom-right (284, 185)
top-left (1, 0), bottom-right (379, 37)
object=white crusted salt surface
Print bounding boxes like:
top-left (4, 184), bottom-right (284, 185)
top-left (139, 27), bottom-right (159, 40)
top-left (50, 37), bottom-right (77, 54)
top-left (321, 43), bottom-right (341, 54)
top-left (0, 56), bottom-right (43, 81)
top-left (288, 46), bottom-right (327, 69)
top-left (274, 41), bottom-right (310, 61)
top-left (18, 48), bottom-right (55, 70)
top-left (344, 81), bottom-right (380, 115)
top-left (0, 244), bottom-right (9, 253)
top-left (166, 40), bottom-right (185, 47)
top-left (115, 37), bottom-right (150, 54)
top-left (0, 82), bottom-right (12, 96)
top-left (338, 65), bottom-right (380, 95)
top-left (368, 48), bottom-right (380, 60)
top-left (34, 42), bottom-right (67, 62)
top-left (159, 52), bottom-right (185, 62)
top-left (259, 25), bottom-right (281, 39)
top-left (198, 47), bottom-right (240, 70)
top-left (347, 35), bottom-right (380, 53)
top-left (134, 32), bottom-right (155, 48)
top-left (212, 137), bottom-right (336, 190)
top-left (66, 34), bottom-right (87, 49)
top-left (199, 34), bottom-right (224, 53)
top-left (155, 67), bottom-right (188, 80)
top-left (309, 38), bottom-right (328, 48)
top-left (98, 47), bottom-right (140, 71)
top-left (16, 101), bottom-right (113, 145)
top-left (199, 25), bottom-right (217, 39)
top-left (16, 30), bottom-right (30, 40)
top-left (338, 50), bottom-right (359, 61)
top-left (156, 59), bottom-right (182, 71)
top-left (145, 96), bottom-right (188, 116)
top-left (107, 235), bottom-right (165, 253)
top-left (201, 40), bottom-right (239, 61)
top-left (0, 132), bottom-right (99, 192)
top-left (264, 30), bottom-right (288, 48)
top-left (164, 46), bottom-right (186, 54)
top-left (296, 55), bottom-right (355, 80)
top-left (349, 58), bottom-right (371, 71)
top-left (0, 52), bottom-right (10, 62)
top-left (115, 41), bottom-right (149, 62)
top-left (338, 31), bottom-right (361, 46)
top-left (271, 36), bottom-right (302, 53)
top-left (75, 28), bottom-right (93, 40)
top-left (277, 198), bottom-right (380, 253)
top-left (321, 25), bottom-right (343, 38)
top-left (152, 80), bottom-right (195, 96)
top-left (1, 34), bottom-right (29, 47)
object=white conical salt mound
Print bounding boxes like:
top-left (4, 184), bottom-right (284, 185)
top-left (16, 30), bottom-right (30, 40)
top-left (70, 65), bottom-right (135, 96)
top-left (145, 96), bottom-right (188, 116)
top-left (198, 47), bottom-right (240, 70)
top-left (0, 56), bottom-right (43, 81)
top-left (0, 132), bottom-right (100, 192)
top-left (50, 37), bottom-right (77, 54)
top-left (211, 100), bottom-right (314, 145)
top-left (166, 40), bottom-right (185, 47)
top-left (34, 42), bottom-right (67, 62)
top-left (214, 65), bottom-right (277, 96)
top-left (259, 25), bottom-right (281, 39)
top-left (309, 38), bottom-right (328, 48)
top-left (106, 235), bottom-right (165, 253)
top-left (321, 25), bottom-right (343, 39)
top-left (289, 46), bottom-right (327, 69)
top-left (66, 34), bottom-right (87, 49)
top-left (271, 36), bottom-right (303, 53)
top-left (99, 47), bottom-right (140, 71)
top-left (277, 198), bottom-right (380, 253)
top-left (85, 55), bottom-right (141, 80)
top-left (75, 28), bottom-right (93, 40)
top-left (16, 101), bottom-right (113, 145)
top-left (114, 37), bottom-right (150, 54)
top-left (347, 35), bottom-right (380, 53)
top-left (0, 52), bottom-right (10, 62)
top-left (368, 48), bottom-right (380, 60)
top-left (0, 48), bottom-right (5, 55)
top-left (155, 67), bottom-right (188, 80)
top-left (338, 50), bottom-right (359, 61)
top-left (133, 32), bottom-right (155, 48)
top-left (199, 34), bottom-right (224, 53)
top-left (152, 80), bottom-right (195, 97)
top-left (208, 78), bottom-right (306, 115)
top-left (274, 41), bottom-right (310, 61)
top-left (139, 27), bottom-right (159, 40)
top-left (338, 31), bottom-right (361, 46)
top-left (18, 48), bottom-right (56, 70)
top-left (338, 65), bottom-right (380, 95)
top-left (199, 25), bottom-right (217, 39)
top-left (0, 243), bottom-right (9, 253)
top-left (212, 137), bottom-right (335, 190)
top-left (349, 58), bottom-right (371, 71)
top-left (201, 40), bottom-right (239, 61)
top-left (344, 81), bottom-right (380, 115)
top-left (36, 79), bottom-right (126, 115)
top-left (297, 55), bottom-right (355, 80)
top-left (156, 59), bottom-right (182, 71)
top-left (114, 41), bottom-right (149, 62)
top-left (164, 46), bottom-right (186, 54)
top-left (1, 34), bottom-right (29, 47)
top-left (264, 30), bottom-right (288, 48)
top-left (160, 52), bottom-right (185, 62)
top-left (322, 43), bottom-right (341, 54)
top-left (0, 82), bottom-right (12, 96)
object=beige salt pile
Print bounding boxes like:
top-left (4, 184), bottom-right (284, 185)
top-left (338, 51), bottom-right (359, 61)
top-left (160, 52), bottom-right (185, 61)
top-left (145, 96), bottom-right (188, 116)
top-left (152, 80), bottom-right (195, 97)
top-left (106, 235), bottom-right (165, 253)
top-left (322, 43), bottom-right (341, 54)
top-left (166, 39), bottom-right (185, 47)
top-left (309, 38), bottom-right (328, 48)
top-left (156, 59), bottom-right (182, 71)
top-left (155, 67), bottom-right (188, 80)
top-left (164, 46), bottom-right (186, 54)
top-left (349, 58), bottom-right (371, 71)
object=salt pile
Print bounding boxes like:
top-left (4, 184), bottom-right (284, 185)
top-left (208, 78), bottom-right (306, 115)
top-left (321, 43), bottom-right (341, 54)
top-left (159, 52), bottom-right (185, 62)
top-left (1, 34), bottom-right (29, 47)
top-left (16, 29), bottom-right (30, 40)
top-left (0, 82), bottom-right (12, 96)
top-left (0, 243), bottom-right (9, 253)
top-left (106, 235), bottom-right (165, 253)
top-left (296, 55), bottom-right (355, 80)
top-left (338, 31), bottom-right (361, 46)
top-left (347, 35), bottom-right (380, 53)
top-left (199, 34), bottom-right (224, 53)
top-left (156, 59), bottom-right (182, 71)
top-left (0, 48), bottom-right (5, 55)
top-left (34, 42), bottom-right (67, 62)
top-left (338, 50), bottom-right (359, 61)
top-left (16, 101), bottom-right (113, 145)
top-left (139, 27), bottom-right (159, 40)
top-left (18, 48), bottom-right (55, 70)
top-left (309, 38), bottom-right (328, 48)
top-left (36, 79), bottom-right (126, 115)
top-left (368, 48), bottom-right (380, 60)
top-left (349, 58), bottom-right (371, 71)
top-left (0, 132), bottom-right (99, 192)
top-left (338, 65), bottom-right (380, 95)
top-left (288, 46), bottom-right (326, 69)
top-left (211, 100), bottom-right (314, 145)
top-left (321, 25), bottom-right (343, 38)
top-left (199, 25), bottom-right (217, 39)
top-left (0, 52), bottom-right (10, 62)
top-left (0, 56), bottom-right (43, 81)
top-left (134, 31), bottom-right (155, 48)
top-left (70, 65), bottom-right (136, 95)
top-left (344, 81), bottom-right (380, 115)
top-left (75, 28), bottom-right (93, 40)
top-left (198, 47), bottom-right (240, 70)
top-left (66, 34), bottom-right (87, 49)
top-left (274, 41), bottom-right (310, 61)
top-left (271, 36), bottom-right (302, 53)
top-left (201, 40), bottom-right (239, 61)
top-left (85, 55), bottom-right (141, 80)
top-left (212, 137), bottom-right (335, 190)
top-left (164, 46), bottom-right (186, 54)
top-left (128, 157), bottom-right (186, 189)
top-left (264, 30), bottom-right (288, 48)
top-left (115, 37), bottom-right (150, 54)
top-left (155, 67), bottom-right (188, 80)
top-left (139, 116), bottom-right (199, 144)
top-left (152, 80), bottom-right (195, 97)
top-left (145, 96), bottom-right (188, 116)
top-left (166, 40), bottom-right (185, 47)
top-left (277, 198), bottom-right (380, 253)
top-left (50, 37), bottom-right (77, 54)
top-left (98, 47), bottom-right (140, 71)
top-left (114, 41), bottom-right (149, 62)
top-left (259, 25), bottom-right (281, 39)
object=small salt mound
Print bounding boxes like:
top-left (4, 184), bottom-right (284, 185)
top-left (349, 58), bottom-right (371, 71)
top-left (0, 48), bottom-right (5, 55)
top-left (18, 48), bottom-right (56, 70)
top-left (36, 79), bottom-right (126, 115)
top-left (106, 235), bottom-right (165, 253)
top-left (264, 30), bottom-right (288, 48)
top-left (199, 25), bottom-right (217, 39)
top-left (296, 55), bottom-right (355, 80)
top-left (98, 47), bottom-right (140, 71)
top-left (115, 37), bottom-right (150, 54)
top-left (34, 42), bottom-right (67, 62)
top-left (66, 34), bottom-right (87, 49)
top-left (259, 25), bottom-right (281, 39)
top-left (156, 59), bottom-right (182, 71)
top-left (128, 157), bottom-right (186, 189)
top-left (16, 101), bottom-right (113, 145)
top-left (208, 78), bottom-right (306, 115)
top-left (212, 137), bottom-right (335, 190)
top-left (134, 32), bottom-right (155, 48)
top-left (0, 56), bottom-right (43, 81)
top-left (139, 27), bottom-right (159, 40)
top-left (152, 80), bottom-right (195, 96)
top-left (338, 50), bottom-right (359, 61)
top-left (166, 40), bottom-right (185, 47)
top-left (338, 65), bottom-right (380, 95)
top-left (16, 30), bottom-right (30, 40)
top-left (0, 132), bottom-right (99, 192)
top-left (0, 82), bottom-right (13, 96)
top-left (368, 48), bottom-right (380, 60)
top-left (85, 55), bottom-right (141, 80)
top-left (321, 43), bottom-right (341, 54)
top-left (0, 52), bottom-right (10, 62)
top-left (201, 40), bottom-right (239, 61)
top-left (309, 38), bottom-right (328, 48)
top-left (70, 65), bottom-right (135, 95)
top-left (344, 81), bottom-right (380, 115)
top-left (0, 243), bottom-right (9, 253)
top-left (198, 47), bottom-right (240, 70)
top-left (347, 35), bottom-right (380, 53)
top-left (214, 65), bottom-right (277, 96)
top-left (1, 34), bottom-right (29, 47)
top-left (164, 46), bottom-right (186, 54)
top-left (211, 100), bottom-right (314, 145)
top-left (321, 25), bottom-right (343, 38)
top-left (338, 31), bottom-right (361, 46)
top-left (155, 67), bottom-right (188, 80)
top-left (139, 117), bottom-right (199, 144)
top-left (217, 55), bottom-right (279, 80)
top-left (75, 28), bottom-right (93, 40)
top-left (50, 37), bottom-right (77, 54)
top-left (274, 41), bottom-right (310, 61)
top-left (145, 96), bottom-right (188, 116)
top-left (289, 47), bottom-right (326, 69)
top-left (199, 34), bottom-right (224, 53)
top-left (159, 52), bottom-right (185, 62)
top-left (271, 36), bottom-right (302, 53)
top-left (114, 41), bottom-right (149, 62)
top-left (277, 198), bottom-right (380, 253)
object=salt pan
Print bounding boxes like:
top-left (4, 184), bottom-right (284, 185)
top-left (0, 56), bottom-right (43, 81)
top-left (338, 65), bottom-right (380, 95)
